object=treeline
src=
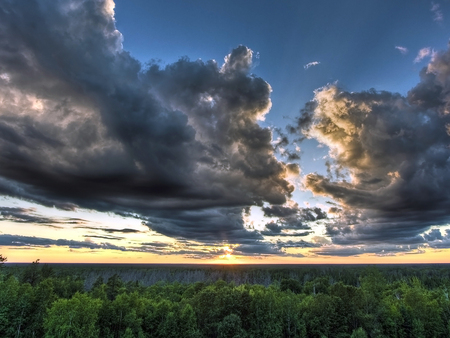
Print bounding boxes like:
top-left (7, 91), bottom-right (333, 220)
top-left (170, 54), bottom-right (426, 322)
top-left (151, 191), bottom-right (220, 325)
top-left (7, 262), bottom-right (450, 290)
top-left (2, 260), bottom-right (450, 337)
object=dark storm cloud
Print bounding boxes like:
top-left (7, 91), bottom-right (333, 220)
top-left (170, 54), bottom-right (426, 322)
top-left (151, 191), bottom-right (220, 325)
top-left (0, 234), bottom-right (127, 251)
top-left (263, 205), bottom-right (326, 221)
top-left (260, 221), bottom-right (311, 237)
top-left (140, 207), bottom-right (266, 244)
top-left (0, 0), bottom-right (298, 247)
top-left (276, 239), bottom-right (319, 248)
top-left (260, 230), bottom-right (312, 237)
top-left (232, 242), bottom-right (283, 255)
top-left (259, 205), bottom-right (326, 237)
top-left (293, 44), bottom-right (450, 248)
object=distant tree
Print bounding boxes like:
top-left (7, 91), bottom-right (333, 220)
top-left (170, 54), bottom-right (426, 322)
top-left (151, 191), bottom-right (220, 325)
top-left (92, 276), bottom-right (104, 289)
top-left (0, 254), bottom-right (6, 266)
top-left (21, 259), bottom-right (42, 286)
top-left (106, 274), bottom-right (124, 301)
top-left (41, 264), bottom-right (54, 279)
top-left (90, 277), bottom-right (107, 301)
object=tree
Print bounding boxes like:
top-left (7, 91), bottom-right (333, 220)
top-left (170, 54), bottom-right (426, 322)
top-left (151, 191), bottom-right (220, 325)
top-left (350, 327), bottom-right (368, 338)
top-left (44, 292), bottom-right (102, 338)
top-left (41, 264), bottom-right (54, 279)
top-left (280, 278), bottom-right (302, 294)
top-left (0, 254), bottom-right (6, 279)
top-left (106, 274), bottom-right (124, 301)
top-left (0, 275), bottom-right (21, 336)
top-left (21, 259), bottom-right (42, 286)
top-left (179, 304), bottom-right (202, 338)
top-left (218, 314), bottom-right (245, 338)
top-left (24, 278), bottom-right (57, 337)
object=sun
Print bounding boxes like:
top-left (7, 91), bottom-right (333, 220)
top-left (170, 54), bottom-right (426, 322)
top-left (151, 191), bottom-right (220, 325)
top-left (219, 246), bottom-right (233, 260)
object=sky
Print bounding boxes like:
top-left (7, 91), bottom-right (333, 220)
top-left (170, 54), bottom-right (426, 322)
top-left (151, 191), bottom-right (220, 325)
top-left (2, 0), bottom-right (450, 263)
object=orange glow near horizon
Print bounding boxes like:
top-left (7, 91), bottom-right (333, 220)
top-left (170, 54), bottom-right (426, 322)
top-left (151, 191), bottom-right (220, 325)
top-left (3, 246), bottom-right (450, 265)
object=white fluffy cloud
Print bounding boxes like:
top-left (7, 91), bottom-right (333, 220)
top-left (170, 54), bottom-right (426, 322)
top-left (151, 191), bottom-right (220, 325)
top-left (414, 47), bottom-right (434, 63)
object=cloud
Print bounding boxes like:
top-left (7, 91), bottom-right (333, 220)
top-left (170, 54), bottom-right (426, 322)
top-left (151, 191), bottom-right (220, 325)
top-left (83, 235), bottom-right (124, 240)
top-left (0, 234), bottom-right (127, 251)
top-left (431, 2), bottom-right (443, 22)
top-left (291, 44), bottom-right (450, 248)
top-left (0, 0), bottom-right (298, 248)
top-left (311, 228), bottom-right (450, 256)
top-left (0, 207), bottom-right (86, 228)
top-left (414, 47), bottom-right (433, 63)
top-left (311, 244), bottom-right (425, 257)
top-left (395, 46), bottom-right (408, 55)
top-left (76, 226), bottom-right (141, 234)
top-left (422, 228), bottom-right (450, 248)
top-left (259, 205), bottom-right (327, 237)
top-left (0, 232), bottom-right (281, 258)
top-left (304, 61), bottom-right (320, 69)
top-left (276, 239), bottom-right (319, 248)
top-left (142, 207), bottom-right (268, 244)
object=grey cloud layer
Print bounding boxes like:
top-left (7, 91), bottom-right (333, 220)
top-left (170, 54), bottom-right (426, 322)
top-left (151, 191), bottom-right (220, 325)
top-left (260, 205), bottom-right (326, 236)
top-left (0, 234), bottom-right (127, 251)
top-left (294, 45), bottom-right (450, 248)
top-left (0, 207), bottom-right (86, 227)
top-left (0, 0), bottom-right (299, 246)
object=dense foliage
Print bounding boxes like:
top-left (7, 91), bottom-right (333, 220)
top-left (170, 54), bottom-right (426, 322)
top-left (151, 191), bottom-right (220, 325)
top-left (2, 260), bottom-right (450, 337)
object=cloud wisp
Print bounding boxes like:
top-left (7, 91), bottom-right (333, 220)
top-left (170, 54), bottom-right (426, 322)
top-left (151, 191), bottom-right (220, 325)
top-left (395, 46), bottom-right (408, 55)
top-left (431, 2), bottom-right (444, 22)
top-left (304, 61), bottom-right (320, 69)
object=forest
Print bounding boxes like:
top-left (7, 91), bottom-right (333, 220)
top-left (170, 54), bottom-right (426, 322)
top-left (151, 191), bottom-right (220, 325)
top-left (2, 255), bottom-right (450, 338)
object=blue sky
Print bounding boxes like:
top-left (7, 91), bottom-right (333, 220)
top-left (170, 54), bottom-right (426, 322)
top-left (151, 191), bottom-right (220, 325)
top-left (115, 0), bottom-right (450, 177)
top-left (2, 0), bottom-right (450, 263)
top-left (115, 1), bottom-right (449, 100)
